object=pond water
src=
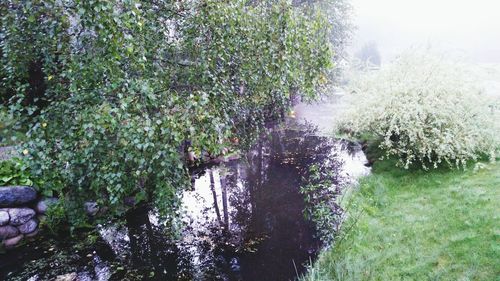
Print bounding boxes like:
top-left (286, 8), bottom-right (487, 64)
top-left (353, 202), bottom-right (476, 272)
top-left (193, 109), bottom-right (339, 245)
top-left (0, 99), bottom-right (370, 281)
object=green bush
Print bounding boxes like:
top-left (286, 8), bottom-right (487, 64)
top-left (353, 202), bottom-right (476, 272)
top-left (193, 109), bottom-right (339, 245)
top-left (1, 0), bottom-right (337, 226)
top-left (0, 107), bottom-right (25, 145)
top-left (0, 158), bottom-right (33, 186)
top-left (339, 51), bottom-right (500, 169)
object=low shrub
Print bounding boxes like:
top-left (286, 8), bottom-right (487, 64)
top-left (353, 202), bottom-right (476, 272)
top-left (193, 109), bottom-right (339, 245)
top-left (0, 158), bottom-right (33, 186)
top-left (339, 51), bottom-right (500, 169)
top-left (0, 107), bottom-right (25, 146)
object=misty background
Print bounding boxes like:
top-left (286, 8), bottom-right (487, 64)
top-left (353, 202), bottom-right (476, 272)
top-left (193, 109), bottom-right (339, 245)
top-left (350, 0), bottom-right (500, 64)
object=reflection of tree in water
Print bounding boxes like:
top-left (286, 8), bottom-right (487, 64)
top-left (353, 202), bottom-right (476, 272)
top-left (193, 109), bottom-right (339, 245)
top-left (235, 121), bottom-right (343, 280)
top-left (122, 206), bottom-right (195, 280)
top-left (0, 121), bottom-right (357, 281)
top-left (115, 120), bottom-right (344, 280)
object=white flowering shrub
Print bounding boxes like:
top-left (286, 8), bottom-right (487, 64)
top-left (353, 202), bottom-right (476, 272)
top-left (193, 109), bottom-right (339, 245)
top-left (339, 51), bottom-right (500, 169)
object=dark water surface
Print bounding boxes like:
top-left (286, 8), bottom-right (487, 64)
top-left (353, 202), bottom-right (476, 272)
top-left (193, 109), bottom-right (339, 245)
top-left (0, 116), bottom-right (369, 281)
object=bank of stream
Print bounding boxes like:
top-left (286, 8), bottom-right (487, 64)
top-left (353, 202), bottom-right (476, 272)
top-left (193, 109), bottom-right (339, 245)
top-left (0, 97), bottom-right (370, 281)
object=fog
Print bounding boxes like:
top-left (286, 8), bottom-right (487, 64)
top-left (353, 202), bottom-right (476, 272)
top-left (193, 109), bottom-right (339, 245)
top-left (351, 0), bottom-right (500, 63)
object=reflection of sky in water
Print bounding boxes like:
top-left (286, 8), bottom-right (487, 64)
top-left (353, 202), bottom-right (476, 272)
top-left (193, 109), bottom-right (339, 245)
top-left (167, 119), bottom-right (371, 279)
top-left (95, 98), bottom-right (372, 280)
top-left (334, 141), bottom-right (371, 181)
top-left (12, 98), bottom-right (372, 281)
top-left (294, 95), bottom-right (371, 182)
top-left (182, 169), bottom-right (224, 231)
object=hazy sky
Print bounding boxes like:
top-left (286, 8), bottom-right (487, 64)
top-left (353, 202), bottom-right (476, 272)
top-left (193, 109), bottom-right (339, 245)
top-left (351, 0), bottom-right (500, 63)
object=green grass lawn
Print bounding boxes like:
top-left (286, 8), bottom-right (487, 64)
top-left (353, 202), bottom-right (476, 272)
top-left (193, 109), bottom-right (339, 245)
top-left (303, 156), bottom-right (500, 281)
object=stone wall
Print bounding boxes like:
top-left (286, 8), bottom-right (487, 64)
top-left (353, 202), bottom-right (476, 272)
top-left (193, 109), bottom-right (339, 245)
top-left (0, 185), bottom-right (54, 249)
top-left (0, 146), bottom-right (100, 250)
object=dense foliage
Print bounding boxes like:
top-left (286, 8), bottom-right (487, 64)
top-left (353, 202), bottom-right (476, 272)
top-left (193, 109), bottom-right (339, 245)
top-left (301, 164), bottom-right (341, 244)
top-left (289, 0), bottom-right (352, 86)
top-left (0, 158), bottom-right (33, 186)
top-left (0, 106), bottom-right (23, 145)
top-left (339, 51), bottom-right (500, 169)
top-left (1, 0), bottom-right (335, 225)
